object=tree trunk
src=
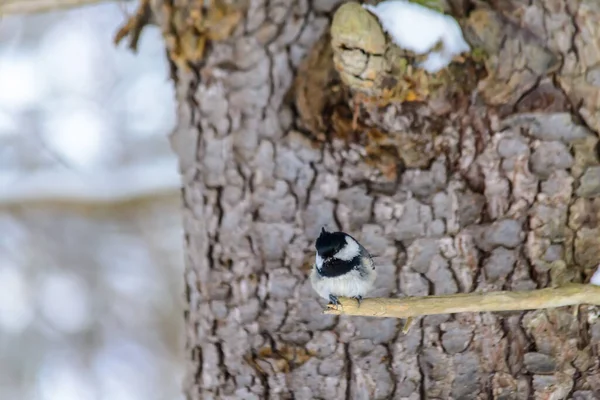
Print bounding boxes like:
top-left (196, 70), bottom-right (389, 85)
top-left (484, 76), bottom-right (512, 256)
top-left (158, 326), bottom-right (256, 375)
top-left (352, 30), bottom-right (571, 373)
top-left (144, 0), bottom-right (600, 398)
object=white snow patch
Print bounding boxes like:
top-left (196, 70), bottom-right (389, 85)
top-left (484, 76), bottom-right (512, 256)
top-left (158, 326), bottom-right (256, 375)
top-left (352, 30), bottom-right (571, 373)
top-left (93, 339), bottom-right (161, 400)
top-left (0, 262), bottom-right (34, 334)
top-left (121, 72), bottom-right (177, 137)
top-left (38, 21), bottom-right (106, 96)
top-left (37, 352), bottom-right (96, 400)
top-left (0, 110), bottom-right (18, 136)
top-left (39, 272), bottom-right (92, 333)
top-left (591, 264), bottom-right (600, 286)
top-left (0, 52), bottom-right (46, 110)
top-left (363, 0), bottom-right (470, 73)
top-left (41, 102), bottom-right (111, 169)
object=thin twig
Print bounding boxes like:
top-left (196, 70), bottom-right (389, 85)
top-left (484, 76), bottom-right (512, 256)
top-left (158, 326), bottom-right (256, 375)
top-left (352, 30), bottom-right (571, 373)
top-left (323, 284), bottom-right (600, 318)
top-left (113, 0), bottom-right (151, 52)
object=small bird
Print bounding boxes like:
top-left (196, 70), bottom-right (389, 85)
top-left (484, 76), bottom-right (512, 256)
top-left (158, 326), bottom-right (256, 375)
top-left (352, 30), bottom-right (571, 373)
top-left (310, 227), bottom-right (377, 306)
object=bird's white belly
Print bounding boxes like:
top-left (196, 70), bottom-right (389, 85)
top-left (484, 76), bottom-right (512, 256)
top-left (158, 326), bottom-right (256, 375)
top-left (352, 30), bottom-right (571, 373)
top-left (310, 268), bottom-right (376, 300)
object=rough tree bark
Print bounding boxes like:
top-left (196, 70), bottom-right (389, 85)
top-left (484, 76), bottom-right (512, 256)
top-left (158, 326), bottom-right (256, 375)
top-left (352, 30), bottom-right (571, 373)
top-left (128, 0), bottom-right (600, 399)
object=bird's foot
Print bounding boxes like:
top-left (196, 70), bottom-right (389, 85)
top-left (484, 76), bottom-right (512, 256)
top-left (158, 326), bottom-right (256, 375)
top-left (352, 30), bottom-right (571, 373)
top-left (328, 294), bottom-right (341, 310)
top-left (352, 295), bottom-right (363, 308)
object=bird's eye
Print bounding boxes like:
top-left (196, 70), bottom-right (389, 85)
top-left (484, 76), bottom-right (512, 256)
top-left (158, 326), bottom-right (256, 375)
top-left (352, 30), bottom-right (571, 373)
top-left (334, 242), bottom-right (344, 255)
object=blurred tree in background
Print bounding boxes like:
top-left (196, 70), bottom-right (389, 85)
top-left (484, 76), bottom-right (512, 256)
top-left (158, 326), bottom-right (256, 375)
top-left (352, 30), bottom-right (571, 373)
top-left (0, 2), bottom-right (184, 400)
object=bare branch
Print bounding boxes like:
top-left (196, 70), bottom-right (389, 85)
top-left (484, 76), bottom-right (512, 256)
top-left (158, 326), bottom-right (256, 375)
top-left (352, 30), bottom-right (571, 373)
top-left (0, 0), bottom-right (126, 15)
top-left (323, 284), bottom-right (600, 318)
top-left (113, 0), bottom-right (150, 51)
top-left (0, 161), bottom-right (180, 206)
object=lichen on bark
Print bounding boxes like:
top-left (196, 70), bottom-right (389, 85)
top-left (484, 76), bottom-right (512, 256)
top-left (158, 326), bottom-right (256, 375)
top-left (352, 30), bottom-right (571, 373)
top-left (122, 0), bottom-right (600, 398)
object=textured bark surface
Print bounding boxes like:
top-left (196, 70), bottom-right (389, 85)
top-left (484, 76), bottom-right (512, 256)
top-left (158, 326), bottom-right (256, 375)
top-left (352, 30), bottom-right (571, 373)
top-left (154, 0), bottom-right (600, 399)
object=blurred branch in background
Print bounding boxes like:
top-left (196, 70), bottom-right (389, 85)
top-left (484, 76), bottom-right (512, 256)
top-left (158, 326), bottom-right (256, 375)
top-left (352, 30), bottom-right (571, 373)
top-left (0, 0), bottom-right (129, 15)
top-left (0, 160), bottom-right (180, 206)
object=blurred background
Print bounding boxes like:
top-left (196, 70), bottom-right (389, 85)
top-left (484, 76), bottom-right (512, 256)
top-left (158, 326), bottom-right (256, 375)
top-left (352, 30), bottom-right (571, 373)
top-left (0, 3), bottom-right (186, 400)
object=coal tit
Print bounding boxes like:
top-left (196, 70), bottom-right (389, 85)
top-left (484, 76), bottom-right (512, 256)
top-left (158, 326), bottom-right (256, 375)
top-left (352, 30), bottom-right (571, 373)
top-left (310, 227), bottom-right (377, 306)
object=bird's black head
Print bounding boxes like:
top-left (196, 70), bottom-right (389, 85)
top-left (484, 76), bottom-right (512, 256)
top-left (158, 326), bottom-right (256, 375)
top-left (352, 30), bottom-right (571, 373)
top-left (315, 227), bottom-right (347, 258)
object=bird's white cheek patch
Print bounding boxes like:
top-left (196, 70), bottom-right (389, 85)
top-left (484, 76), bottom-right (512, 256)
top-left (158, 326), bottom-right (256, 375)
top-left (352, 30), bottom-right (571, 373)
top-left (334, 236), bottom-right (360, 261)
top-left (315, 254), bottom-right (324, 270)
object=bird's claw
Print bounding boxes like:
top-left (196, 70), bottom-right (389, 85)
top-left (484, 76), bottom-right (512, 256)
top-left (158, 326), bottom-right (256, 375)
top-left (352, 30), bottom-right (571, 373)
top-left (327, 294), bottom-right (343, 310)
top-left (327, 295), bottom-right (363, 310)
